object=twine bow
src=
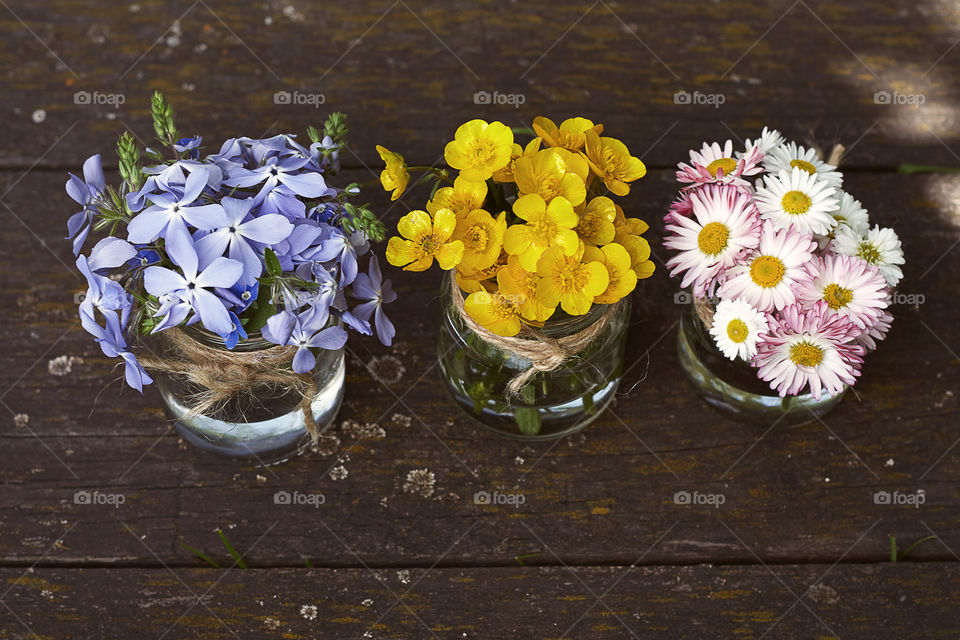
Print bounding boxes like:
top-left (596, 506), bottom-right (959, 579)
top-left (138, 328), bottom-right (321, 441)
top-left (450, 284), bottom-right (619, 397)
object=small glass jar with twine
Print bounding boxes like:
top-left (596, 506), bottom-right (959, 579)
top-left (139, 325), bottom-right (344, 464)
top-left (437, 273), bottom-right (632, 440)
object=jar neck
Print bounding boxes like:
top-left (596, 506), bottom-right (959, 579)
top-left (180, 324), bottom-right (273, 353)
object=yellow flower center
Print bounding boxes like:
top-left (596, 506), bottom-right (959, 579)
top-left (419, 234), bottom-right (442, 257)
top-left (823, 283), bottom-right (853, 310)
top-left (469, 140), bottom-right (497, 167)
top-left (749, 255), bottom-right (785, 288)
top-left (697, 222), bottom-right (729, 256)
top-left (530, 219), bottom-right (558, 246)
top-left (789, 341), bottom-right (824, 367)
top-left (491, 294), bottom-right (520, 320)
top-left (781, 190), bottom-right (812, 215)
top-left (705, 157), bottom-right (737, 177)
top-left (598, 146), bottom-right (627, 177)
top-left (726, 318), bottom-right (749, 343)
top-left (548, 256), bottom-right (591, 293)
top-left (464, 225), bottom-right (488, 252)
top-left (577, 213), bottom-right (599, 238)
top-left (857, 242), bottom-right (881, 264)
top-left (790, 159), bottom-right (817, 174)
top-left (539, 174), bottom-right (563, 200)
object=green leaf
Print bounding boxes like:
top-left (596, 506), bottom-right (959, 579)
top-left (582, 391), bottom-right (596, 416)
top-left (898, 163), bottom-right (960, 174)
top-left (514, 407), bottom-right (542, 435)
top-left (180, 542), bottom-right (220, 568)
top-left (218, 529), bottom-right (247, 569)
top-left (243, 285), bottom-right (277, 334)
top-left (264, 248), bottom-right (282, 277)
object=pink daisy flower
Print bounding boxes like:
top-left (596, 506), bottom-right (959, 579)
top-left (796, 254), bottom-right (889, 329)
top-left (676, 140), bottom-right (763, 190)
top-left (855, 309), bottom-right (893, 352)
top-left (664, 191), bottom-right (694, 225)
top-left (719, 220), bottom-right (817, 312)
top-left (754, 301), bottom-right (865, 400)
top-left (664, 184), bottom-right (761, 297)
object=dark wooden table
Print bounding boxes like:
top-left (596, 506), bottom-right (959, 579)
top-left (3, 1), bottom-right (960, 638)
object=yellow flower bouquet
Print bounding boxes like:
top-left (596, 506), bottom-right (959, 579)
top-left (377, 117), bottom-right (654, 438)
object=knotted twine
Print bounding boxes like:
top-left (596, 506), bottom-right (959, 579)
top-left (695, 142), bottom-right (846, 326)
top-left (450, 284), bottom-right (620, 397)
top-left (138, 328), bottom-right (321, 441)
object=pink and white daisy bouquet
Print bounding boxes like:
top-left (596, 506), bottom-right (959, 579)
top-left (665, 129), bottom-right (905, 400)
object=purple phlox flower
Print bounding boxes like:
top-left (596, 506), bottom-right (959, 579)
top-left (272, 220), bottom-right (324, 271)
top-left (77, 237), bottom-right (136, 315)
top-left (151, 292), bottom-right (193, 333)
top-left (143, 159), bottom-right (223, 193)
top-left (310, 135), bottom-right (340, 172)
top-left (125, 176), bottom-right (158, 212)
top-left (173, 136), bottom-right (203, 160)
top-left (222, 311), bottom-right (248, 349)
top-left (127, 168), bottom-right (227, 244)
top-left (258, 184), bottom-right (307, 220)
top-left (65, 154), bottom-right (106, 255)
top-left (307, 225), bottom-right (368, 286)
top-left (239, 134), bottom-right (306, 165)
top-left (79, 298), bottom-right (152, 392)
top-left (143, 229), bottom-right (243, 335)
top-left (126, 248), bottom-right (162, 270)
top-left (340, 309), bottom-right (372, 336)
top-left (194, 196), bottom-right (294, 286)
top-left (214, 280), bottom-right (259, 313)
top-left (308, 202), bottom-right (338, 225)
top-left (350, 254), bottom-right (397, 346)
top-left (261, 309), bottom-right (348, 374)
top-left (224, 155), bottom-right (333, 201)
top-left (208, 137), bottom-right (251, 180)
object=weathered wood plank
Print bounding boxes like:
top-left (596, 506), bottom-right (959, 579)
top-left (2, 1), bottom-right (960, 168)
top-left (0, 168), bottom-right (957, 567)
top-left (2, 564), bottom-right (960, 639)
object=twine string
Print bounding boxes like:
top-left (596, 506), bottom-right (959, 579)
top-left (450, 284), bottom-right (619, 396)
top-left (138, 329), bottom-right (321, 441)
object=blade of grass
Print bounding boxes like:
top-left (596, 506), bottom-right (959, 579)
top-left (898, 163), bottom-right (960, 174)
top-left (218, 530), bottom-right (247, 569)
top-left (180, 542), bottom-right (221, 568)
top-left (899, 535), bottom-right (937, 560)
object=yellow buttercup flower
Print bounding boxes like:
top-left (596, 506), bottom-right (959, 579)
top-left (456, 251), bottom-right (507, 293)
top-left (503, 194), bottom-right (579, 271)
top-left (444, 119), bottom-right (514, 181)
top-left (386, 209), bottom-right (464, 271)
top-left (514, 148), bottom-right (589, 206)
top-left (464, 289), bottom-right (523, 337)
top-left (536, 245), bottom-right (609, 316)
top-left (493, 138), bottom-right (542, 183)
top-left (583, 243), bottom-right (637, 304)
top-left (500, 255), bottom-right (556, 323)
top-left (576, 196), bottom-right (617, 245)
top-left (583, 130), bottom-right (646, 196)
top-left (427, 176), bottom-right (487, 219)
top-left (376, 145), bottom-right (410, 201)
top-left (614, 216), bottom-right (650, 243)
top-left (451, 209), bottom-right (507, 271)
top-left (618, 233), bottom-right (656, 279)
top-left (533, 116), bottom-right (603, 152)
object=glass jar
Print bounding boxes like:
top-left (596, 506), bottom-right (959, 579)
top-left (147, 328), bottom-right (344, 464)
top-left (437, 274), bottom-right (631, 440)
top-left (676, 297), bottom-right (845, 426)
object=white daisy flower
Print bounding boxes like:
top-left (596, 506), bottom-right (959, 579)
top-left (719, 221), bottom-right (817, 312)
top-left (676, 140), bottom-right (763, 189)
top-left (796, 254), bottom-right (889, 329)
top-left (763, 141), bottom-right (843, 188)
top-left (664, 184), bottom-right (762, 296)
top-left (815, 191), bottom-right (870, 249)
top-left (855, 309), bottom-right (893, 352)
top-left (831, 224), bottom-right (905, 288)
top-left (709, 298), bottom-right (769, 361)
top-left (755, 167), bottom-right (839, 236)
top-left (742, 127), bottom-right (784, 156)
